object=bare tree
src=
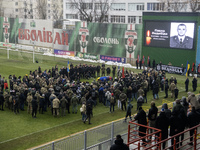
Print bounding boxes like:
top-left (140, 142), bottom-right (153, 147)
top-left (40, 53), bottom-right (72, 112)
top-left (188, 0), bottom-right (200, 12)
top-left (69, 0), bottom-right (111, 22)
top-left (52, 1), bottom-right (63, 28)
top-left (159, 0), bottom-right (188, 12)
top-left (0, 0), bottom-right (4, 17)
top-left (35, 0), bottom-right (47, 19)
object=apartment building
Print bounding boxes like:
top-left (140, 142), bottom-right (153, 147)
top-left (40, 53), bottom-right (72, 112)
top-left (2, 0), bottom-right (63, 20)
top-left (63, 0), bottom-right (199, 24)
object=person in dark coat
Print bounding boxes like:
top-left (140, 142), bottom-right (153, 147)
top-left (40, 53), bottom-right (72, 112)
top-left (124, 101), bottom-right (133, 122)
top-left (153, 60), bottom-right (156, 69)
top-left (13, 95), bottom-right (19, 114)
top-left (39, 94), bottom-right (45, 114)
top-left (169, 110), bottom-right (181, 149)
top-left (162, 103), bottom-right (171, 119)
top-left (126, 86), bottom-right (132, 103)
top-left (139, 60), bottom-right (142, 70)
top-left (178, 108), bottom-right (188, 146)
top-left (187, 107), bottom-right (200, 146)
top-left (106, 67), bottom-right (111, 76)
top-left (0, 91), bottom-right (5, 111)
top-left (148, 101), bottom-right (158, 140)
top-left (185, 77), bottom-right (189, 92)
top-left (32, 96), bottom-right (38, 118)
top-left (110, 134), bottom-right (129, 150)
top-left (174, 87), bottom-right (179, 100)
top-left (134, 106), bottom-right (147, 145)
top-left (155, 108), bottom-right (169, 149)
top-left (181, 96), bottom-right (189, 116)
top-left (192, 77), bottom-right (197, 91)
top-left (136, 60), bottom-right (138, 69)
top-left (84, 103), bottom-right (93, 124)
top-left (164, 79), bottom-right (169, 98)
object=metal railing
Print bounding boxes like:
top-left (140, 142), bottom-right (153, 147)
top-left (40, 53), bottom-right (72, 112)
top-left (31, 118), bottom-right (133, 150)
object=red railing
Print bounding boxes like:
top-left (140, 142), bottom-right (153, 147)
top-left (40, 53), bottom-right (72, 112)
top-left (143, 124), bottom-right (200, 150)
top-left (127, 119), bottom-right (162, 150)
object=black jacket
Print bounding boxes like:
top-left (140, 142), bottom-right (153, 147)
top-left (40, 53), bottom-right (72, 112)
top-left (110, 138), bottom-right (129, 150)
top-left (148, 106), bottom-right (158, 121)
top-left (155, 112), bottom-right (169, 140)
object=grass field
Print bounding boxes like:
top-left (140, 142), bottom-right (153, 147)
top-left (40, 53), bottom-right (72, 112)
top-left (0, 48), bottom-right (199, 150)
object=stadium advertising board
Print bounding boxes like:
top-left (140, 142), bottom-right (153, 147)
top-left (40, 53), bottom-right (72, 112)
top-left (54, 49), bottom-right (75, 56)
top-left (70, 22), bottom-right (142, 58)
top-left (76, 52), bottom-right (98, 60)
top-left (100, 55), bottom-right (126, 63)
top-left (156, 64), bottom-right (183, 74)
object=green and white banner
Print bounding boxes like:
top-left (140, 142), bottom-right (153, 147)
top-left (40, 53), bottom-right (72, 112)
top-left (69, 22), bottom-right (142, 59)
top-left (76, 52), bottom-right (98, 60)
top-left (0, 17), bottom-right (142, 58)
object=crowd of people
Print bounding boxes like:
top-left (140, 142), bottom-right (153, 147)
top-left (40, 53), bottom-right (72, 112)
top-left (0, 62), bottom-right (199, 147)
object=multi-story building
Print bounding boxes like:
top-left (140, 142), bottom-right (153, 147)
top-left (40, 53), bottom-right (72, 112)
top-left (1, 0), bottom-right (63, 20)
top-left (63, 0), bottom-right (200, 24)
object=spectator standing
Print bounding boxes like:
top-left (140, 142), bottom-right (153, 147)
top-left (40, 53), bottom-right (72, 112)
top-left (105, 90), bottom-right (111, 107)
top-left (169, 110), bottom-right (181, 149)
top-left (187, 107), bottom-right (200, 146)
top-left (52, 96), bottom-right (60, 117)
top-left (164, 79), bottom-right (169, 98)
top-left (119, 92), bottom-right (127, 111)
top-left (137, 95), bottom-right (144, 110)
top-left (134, 106), bottom-right (148, 145)
top-left (32, 96), bottom-right (38, 118)
top-left (110, 93), bottom-right (115, 113)
top-left (148, 101), bottom-right (158, 140)
top-left (124, 101), bottom-right (133, 122)
top-left (192, 76), bottom-right (197, 91)
top-left (185, 77), bottom-right (189, 92)
top-left (155, 108), bottom-right (169, 149)
top-left (60, 95), bottom-right (68, 116)
top-left (0, 91), bottom-right (5, 111)
top-left (84, 103), bottom-right (93, 124)
top-left (80, 101), bottom-right (86, 121)
top-left (71, 93), bottom-right (78, 114)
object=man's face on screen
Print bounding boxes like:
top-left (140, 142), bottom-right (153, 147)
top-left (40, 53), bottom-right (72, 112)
top-left (177, 25), bottom-right (187, 37)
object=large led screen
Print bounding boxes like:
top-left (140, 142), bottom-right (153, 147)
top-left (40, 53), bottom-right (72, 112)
top-left (144, 21), bottom-right (195, 50)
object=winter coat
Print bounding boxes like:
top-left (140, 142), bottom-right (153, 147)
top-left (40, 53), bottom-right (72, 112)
top-left (188, 93), bottom-right (200, 110)
top-left (119, 93), bottom-right (127, 102)
top-left (155, 111), bottom-right (169, 140)
top-left (188, 109), bottom-right (200, 128)
top-left (110, 138), bottom-right (129, 150)
top-left (134, 108), bottom-right (147, 137)
top-left (162, 103), bottom-right (171, 119)
top-left (169, 110), bottom-right (181, 136)
top-left (148, 106), bottom-right (158, 121)
top-left (126, 87), bottom-right (132, 99)
top-left (52, 98), bottom-right (60, 108)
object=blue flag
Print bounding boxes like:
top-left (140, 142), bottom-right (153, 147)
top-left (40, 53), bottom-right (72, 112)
top-left (67, 61), bottom-right (70, 72)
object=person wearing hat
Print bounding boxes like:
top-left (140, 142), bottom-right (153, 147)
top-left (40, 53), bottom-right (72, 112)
top-left (110, 134), bottom-right (129, 150)
top-left (110, 93), bottom-right (115, 113)
top-left (155, 108), bottom-right (170, 149)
